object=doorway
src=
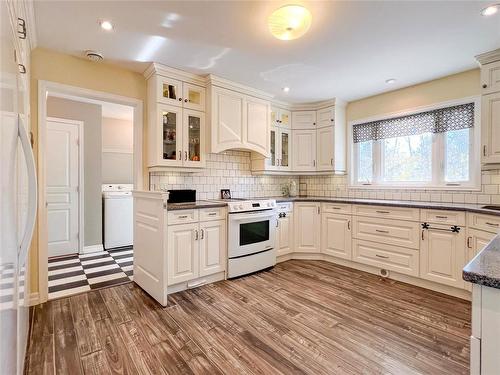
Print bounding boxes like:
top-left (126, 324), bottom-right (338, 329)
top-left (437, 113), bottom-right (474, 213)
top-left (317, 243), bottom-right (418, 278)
top-left (46, 117), bottom-right (83, 257)
top-left (37, 81), bottom-right (143, 303)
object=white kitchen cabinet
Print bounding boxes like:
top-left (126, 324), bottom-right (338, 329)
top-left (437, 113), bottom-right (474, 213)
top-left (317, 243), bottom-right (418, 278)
top-left (292, 111), bottom-right (316, 129)
top-left (316, 126), bottom-right (334, 171)
top-left (271, 106), bottom-right (291, 127)
top-left (316, 106), bottom-right (335, 127)
top-left (150, 104), bottom-right (206, 168)
top-left (481, 91), bottom-right (500, 164)
top-left (294, 202), bottom-right (320, 253)
top-left (155, 75), bottom-right (206, 112)
top-left (199, 220), bottom-right (226, 277)
top-left (277, 211), bottom-right (293, 257)
top-left (481, 59), bottom-right (500, 95)
top-left (321, 213), bottom-right (352, 260)
top-left (292, 129), bottom-right (316, 171)
top-left (420, 224), bottom-right (466, 289)
top-left (209, 86), bottom-right (270, 156)
top-left (167, 223), bottom-right (199, 285)
top-left (251, 126), bottom-right (291, 172)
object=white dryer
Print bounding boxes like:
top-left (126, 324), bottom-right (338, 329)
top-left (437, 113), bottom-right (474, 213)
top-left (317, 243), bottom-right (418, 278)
top-left (102, 184), bottom-right (134, 249)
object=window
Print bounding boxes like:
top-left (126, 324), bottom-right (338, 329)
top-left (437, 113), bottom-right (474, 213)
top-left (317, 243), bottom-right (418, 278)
top-left (351, 100), bottom-right (479, 189)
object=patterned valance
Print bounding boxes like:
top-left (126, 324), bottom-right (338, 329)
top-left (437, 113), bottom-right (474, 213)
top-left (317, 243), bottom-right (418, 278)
top-left (353, 102), bottom-right (475, 143)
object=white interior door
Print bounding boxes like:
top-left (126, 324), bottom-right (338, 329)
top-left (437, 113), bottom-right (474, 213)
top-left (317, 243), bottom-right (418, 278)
top-left (47, 118), bottom-right (80, 257)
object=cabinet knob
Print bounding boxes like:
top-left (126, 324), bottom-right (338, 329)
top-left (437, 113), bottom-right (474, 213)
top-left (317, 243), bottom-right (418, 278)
top-left (482, 84), bottom-right (487, 89)
top-left (178, 97), bottom-right (182, 101)
top-left (184, 99), bottom-right (188, 102)
top-left (313, 122), bottom-right (316, 126)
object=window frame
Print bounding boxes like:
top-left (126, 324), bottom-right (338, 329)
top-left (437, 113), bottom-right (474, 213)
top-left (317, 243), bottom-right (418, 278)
top-left (348, 97), bottom-right (481, 191)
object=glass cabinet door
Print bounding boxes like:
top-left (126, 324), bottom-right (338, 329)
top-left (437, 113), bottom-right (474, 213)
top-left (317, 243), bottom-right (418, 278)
top-left (280, 109), bottom-right (291, 127)
top-left (157, 76), bottom-right (183, 106)
top-left (271, 107), bottom-right (279, 127)
top-left (269, 128), bottom-right (277, 168)
top-left (183, 83), bottom-right (206, 111)
top-left (160, 105), bottom-right (182, 165)
top-left (280, 129), bottom-right (291, 170)
top-left (183, 109), bottom-right (205, 167)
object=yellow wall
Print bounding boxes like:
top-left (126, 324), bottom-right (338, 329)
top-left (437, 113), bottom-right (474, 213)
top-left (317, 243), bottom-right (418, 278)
top-left (29, 48), bottom-right (147, 295)
top-left (346, 69), bottom-right (480, 122)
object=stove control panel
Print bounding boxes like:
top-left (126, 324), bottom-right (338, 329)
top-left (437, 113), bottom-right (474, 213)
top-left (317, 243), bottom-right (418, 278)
top-left (228, 200), bottom-right (276, 213)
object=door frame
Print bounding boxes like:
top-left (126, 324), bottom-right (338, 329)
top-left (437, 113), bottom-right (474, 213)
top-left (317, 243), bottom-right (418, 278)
top-left (37, 80), bottom-right (144, 304)
top-left (46, 117), bottom-right (84, 257)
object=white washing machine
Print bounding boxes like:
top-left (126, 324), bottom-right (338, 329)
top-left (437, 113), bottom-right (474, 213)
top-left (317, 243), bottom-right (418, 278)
top-left (102, 184), bottom-right (134, 249)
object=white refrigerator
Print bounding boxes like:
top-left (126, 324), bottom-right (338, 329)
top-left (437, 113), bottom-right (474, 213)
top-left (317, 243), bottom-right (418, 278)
top-left (0, 2), bottom-right (37, 374)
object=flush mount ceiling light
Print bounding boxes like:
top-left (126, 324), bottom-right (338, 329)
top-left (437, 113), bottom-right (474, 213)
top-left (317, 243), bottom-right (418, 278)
top-left (385, 78), bottom-right (397, 84)
top-left (268, 5), bottom-right (312, 41)
top-left (481, 3), bottom-right (499, 16)
top-left (282, 87), bottom-right (290, 93)
top-left (99, 20), bottom-right (114, 31)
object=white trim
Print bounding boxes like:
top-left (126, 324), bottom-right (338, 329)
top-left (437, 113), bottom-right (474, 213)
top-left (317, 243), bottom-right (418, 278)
top-left (348, 96), bottom-right (481, 191)
top-left (28, 292), bottom-right (40, 306)
top-left (102, 147), bottom-right (134, 154)
top-left (46, 117), bottom-right (85, 254)
top-left (82, 244), bottom-right (104, 254)
top-left (37, 80), bottom-right (144, 304)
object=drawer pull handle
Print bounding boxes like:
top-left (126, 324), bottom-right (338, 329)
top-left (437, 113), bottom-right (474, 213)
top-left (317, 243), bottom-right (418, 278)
top-left (178, 215), bottom-right (188, 219)
top-left (435, 215), bottom-right (448, 219)
top-left (375, 229), bottom-right (389, 234)
top-left (208, 212), bottom-right (217, 216)
top-left (331, 207), bottom-right (341, 210)
top-left (486, 222), bottom-right (499, 227)
top-left (375, 254), bottom-right (389, 259)
top-left (376, 210), bottom-right (390, 214)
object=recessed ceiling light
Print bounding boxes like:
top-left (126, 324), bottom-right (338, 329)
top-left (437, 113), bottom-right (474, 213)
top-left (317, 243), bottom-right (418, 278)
top-left (282, 87), bottom-right (290, 93)
top-left (385, 78), bottom-right (397, 84)
top-left (268, 5), bottom-right (312, 41)
top-left (99, 20), bottom-right (114, 31)
top-left (481, 4), bottom-right (499, 16)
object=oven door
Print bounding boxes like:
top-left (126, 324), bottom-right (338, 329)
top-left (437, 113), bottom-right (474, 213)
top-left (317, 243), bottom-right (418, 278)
top-left (228, 210), bottom-right (276, 258)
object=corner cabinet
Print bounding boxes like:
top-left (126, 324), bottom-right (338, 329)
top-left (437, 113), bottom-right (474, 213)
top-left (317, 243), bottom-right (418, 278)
top-left (208, 82), bottom-right (271, 157)
top-left (294, 202), bottom-right (321, 253)
top-left (146, 64), bottom-right (207, 170)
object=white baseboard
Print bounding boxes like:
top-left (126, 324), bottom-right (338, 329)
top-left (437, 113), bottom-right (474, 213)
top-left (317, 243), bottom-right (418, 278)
top-left (28, 292), bottom-right (40, 306)
top-left (82, 244), bottom-right (104, 254)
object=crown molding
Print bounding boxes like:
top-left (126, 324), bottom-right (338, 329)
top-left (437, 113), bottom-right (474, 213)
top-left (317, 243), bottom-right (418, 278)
top-left (207, 74), bottom-right (275, 100)
top-left (475, 48), bottom-right (500, 66)
top-left (143, 62), bottom-right (207, 86)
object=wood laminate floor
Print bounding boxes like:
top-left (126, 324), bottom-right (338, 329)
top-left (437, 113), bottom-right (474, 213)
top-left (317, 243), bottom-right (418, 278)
top-left (24, 260), bottom-right (471, 375)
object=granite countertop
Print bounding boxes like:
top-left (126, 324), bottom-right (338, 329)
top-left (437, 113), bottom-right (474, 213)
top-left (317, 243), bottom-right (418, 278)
top-left (167, 200), bottom-right (227, 211)
top-left (273, 196), bottom-right (500, 217)
top-left (463, 235), bottom-right (500, 289)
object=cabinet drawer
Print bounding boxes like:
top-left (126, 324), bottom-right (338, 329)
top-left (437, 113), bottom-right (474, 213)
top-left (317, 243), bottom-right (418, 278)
top-left (353, 239), bottom-right (419, 277)
top-left (468, 213), bottom-right (500, 233)
top-left (322, 202), bottom-right (352, 214)
top-left (167, 209), bottom-right (199, 224)
top-left (353, 205), bottom-right (420, 221)
top-left (199, 207), bottom-right (226, 221)
top-left (421, 209), bottom-right (466, 226)
top-left (277, 202), bottom-right (293, 213)
top-left (353, 216), bottom-right (420, 249)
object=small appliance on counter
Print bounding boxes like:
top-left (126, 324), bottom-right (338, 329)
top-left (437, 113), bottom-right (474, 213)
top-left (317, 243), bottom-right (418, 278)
top-left (167, 189), bottom-right (196, 203)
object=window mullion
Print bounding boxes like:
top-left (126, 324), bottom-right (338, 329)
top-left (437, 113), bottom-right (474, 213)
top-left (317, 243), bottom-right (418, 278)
top-left (432, 133), bottom-right (443, 186)
top-left (373, 140), bottom-right (381, 185)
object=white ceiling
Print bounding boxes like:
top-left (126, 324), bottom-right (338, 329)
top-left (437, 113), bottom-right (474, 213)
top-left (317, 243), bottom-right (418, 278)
top-left (34, 1), bottom-right (500, 103)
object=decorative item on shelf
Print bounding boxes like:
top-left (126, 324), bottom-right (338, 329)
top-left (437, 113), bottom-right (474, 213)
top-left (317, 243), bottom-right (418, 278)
top-left (163, 114), bottom-right (168, 125)
top-left (192, 155), bottom-right (200, 161)
top-left (281, 183), bottom-right (290, 197)
top-left (221, 189), bottom-right (231, 199)
top-left (289, 179), bottom-right (298, 197)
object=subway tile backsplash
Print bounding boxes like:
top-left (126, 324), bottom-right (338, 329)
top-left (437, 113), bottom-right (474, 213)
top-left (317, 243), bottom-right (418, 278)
top-left (149, 151), bottom-right (299, 200)
top-left (150, 151), bottom-right (500, 204)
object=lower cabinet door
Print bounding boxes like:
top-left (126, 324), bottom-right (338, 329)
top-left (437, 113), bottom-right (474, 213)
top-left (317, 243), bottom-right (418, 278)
top-left (199, 220), bottom-right (226, 277)
top-left (167, 223), bottom-right (199, 285)
top-left (294, 203), bottom-right (320, 252)
top-left (321, 213), bottom-right (352, 260)
top-left (277, 212), bottom-right (293, 257)
top-left (420, 225), bottom-right (466, 289)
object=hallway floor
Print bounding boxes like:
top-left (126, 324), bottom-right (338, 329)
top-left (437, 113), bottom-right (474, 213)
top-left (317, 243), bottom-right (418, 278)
top-left (48, 247), bottom-right (133, 300)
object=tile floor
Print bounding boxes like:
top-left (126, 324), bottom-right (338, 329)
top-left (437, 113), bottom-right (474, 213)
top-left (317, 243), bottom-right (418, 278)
top-left (48, 247), bottom-right (133, 300)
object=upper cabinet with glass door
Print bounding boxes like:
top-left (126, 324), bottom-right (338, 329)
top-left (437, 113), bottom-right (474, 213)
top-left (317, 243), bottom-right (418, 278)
top-left (271, 107), bottom-right (291, 128)
top-left (156, 76), bottom-right (206, 112)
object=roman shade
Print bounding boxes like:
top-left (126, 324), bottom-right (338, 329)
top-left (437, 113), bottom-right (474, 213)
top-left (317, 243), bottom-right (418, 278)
top-left (353, 102), bottom-right (475, 143)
